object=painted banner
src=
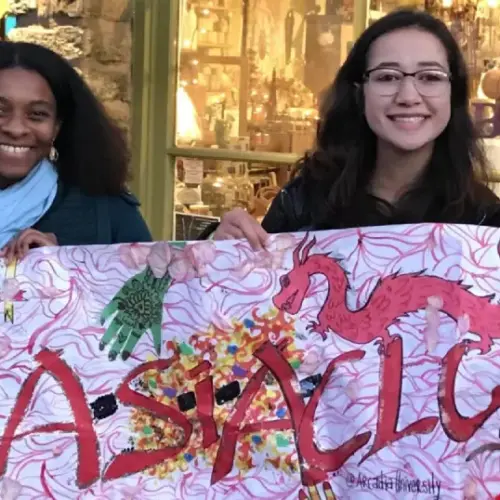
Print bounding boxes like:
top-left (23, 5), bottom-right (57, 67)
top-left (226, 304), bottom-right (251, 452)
top-left (0, 224), bottom-right (498, 499)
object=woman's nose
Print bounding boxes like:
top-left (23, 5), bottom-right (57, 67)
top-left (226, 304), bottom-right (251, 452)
top-left (394, 76), bottom-right (423, 105)
top-left (0, 114), bottom-right (30, 138)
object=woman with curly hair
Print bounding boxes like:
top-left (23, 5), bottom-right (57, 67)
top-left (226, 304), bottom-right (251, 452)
top-left (0, 41), bottom-right (151, 261)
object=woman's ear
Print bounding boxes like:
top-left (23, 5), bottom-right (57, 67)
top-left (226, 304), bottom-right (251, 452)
top-left (53, 121), bottom-right (62, 141)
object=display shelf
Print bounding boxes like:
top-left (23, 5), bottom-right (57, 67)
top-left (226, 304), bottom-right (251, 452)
top-left (180, 50), bottom-right (242, 66)
top-left (179, 0), bottom-right (249, 143)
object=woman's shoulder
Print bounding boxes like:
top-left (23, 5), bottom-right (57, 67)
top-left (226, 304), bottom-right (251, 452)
top-left (470, 183), bottom-right (500, 227)
top-left (482, 203), bottom-right (500, 227)
top-left (101, 189), bottom-right (153, 243)
top-left (105, 189), bottom-right (141, 212)
top-left (38, 183), bottom-right (152, 245)
top-left (261, 175), bottom-right (312, 233)
top-left (56, 183), bottom-right (141, 212)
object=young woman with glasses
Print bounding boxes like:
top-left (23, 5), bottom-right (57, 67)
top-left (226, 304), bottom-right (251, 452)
top-left (209, 8), bottom-right (500, 249)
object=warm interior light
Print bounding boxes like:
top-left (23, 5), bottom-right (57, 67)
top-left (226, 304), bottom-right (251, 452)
top-left (488, 0), bottom-right (498, 8)
top-left (442, 0), bottom-right (453, 7)
top-left (177, 87), bottom-right (202, 141)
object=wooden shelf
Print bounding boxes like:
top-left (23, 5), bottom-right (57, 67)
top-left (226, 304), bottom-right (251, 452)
top-left (197, 42), bottom-right (232, 49)
top-left (195, 5), bottom-right (230, 13)
top-left (181, 50), bottom-right (242, 66)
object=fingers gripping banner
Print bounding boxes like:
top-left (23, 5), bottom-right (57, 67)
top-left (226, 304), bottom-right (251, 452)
top-left (0, 224), bottom-right (498, 499)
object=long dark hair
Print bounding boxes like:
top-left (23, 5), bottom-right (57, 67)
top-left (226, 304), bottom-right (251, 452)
top-left (0, 41), bottom-right (129, 196)
top-left (300, 9), bottom-right (493, 228)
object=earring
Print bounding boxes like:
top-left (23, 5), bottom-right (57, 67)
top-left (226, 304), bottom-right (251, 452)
top-left (49, 146), bottom-right (59, 162)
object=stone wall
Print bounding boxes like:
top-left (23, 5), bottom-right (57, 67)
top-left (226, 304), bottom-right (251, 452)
top-left (5, 0), bottom-right (133, 134)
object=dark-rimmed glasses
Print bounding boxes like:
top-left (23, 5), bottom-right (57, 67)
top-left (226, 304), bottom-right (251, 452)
top-left (363, 68), bottom-right (451, 97)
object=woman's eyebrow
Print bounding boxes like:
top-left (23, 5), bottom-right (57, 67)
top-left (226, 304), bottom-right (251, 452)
top-left (417, 61), bottom-right (448, 69)
top-left (371, 61), bottom-right (447, 70)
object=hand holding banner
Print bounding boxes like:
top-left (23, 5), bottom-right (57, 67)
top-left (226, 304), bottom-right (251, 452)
top-left (0, 224), bottom-right (498, 498)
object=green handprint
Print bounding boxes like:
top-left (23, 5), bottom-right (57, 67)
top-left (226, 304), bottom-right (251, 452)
top-left (99, 266), bottom-right (172, 361)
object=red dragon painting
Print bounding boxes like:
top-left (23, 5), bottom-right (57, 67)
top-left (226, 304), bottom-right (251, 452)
top-left (273, 233), bottom-right (500, 355)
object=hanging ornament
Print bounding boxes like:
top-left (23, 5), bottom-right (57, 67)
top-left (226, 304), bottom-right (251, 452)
top-left (285, 9), bottom-right (295, 65)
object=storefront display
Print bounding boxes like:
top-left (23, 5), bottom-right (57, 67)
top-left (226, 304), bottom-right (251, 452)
top-left (174, 0), bottom-right (346, 236)
top-left (172, 0), bottom-right (500, 238)
top-left (174, 156), bottom-right (283, 223)
top-left (176, 0), bottom-right (338, 155)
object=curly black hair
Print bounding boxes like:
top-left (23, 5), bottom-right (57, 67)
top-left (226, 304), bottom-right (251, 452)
top-left (0, 40), bottom-right (129, 196)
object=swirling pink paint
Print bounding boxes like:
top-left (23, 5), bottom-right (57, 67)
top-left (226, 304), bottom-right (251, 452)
top-left (0, 224), bottom-right (497, 498)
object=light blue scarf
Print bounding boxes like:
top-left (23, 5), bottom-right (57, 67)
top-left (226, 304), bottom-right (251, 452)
top-left (0, 159), bottom-right (58, 249)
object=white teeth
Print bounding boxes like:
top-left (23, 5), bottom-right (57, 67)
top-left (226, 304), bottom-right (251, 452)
top-left (0, 145), bottom-right (31, 155)
top-left (392, 116), bottom-right (425, 122)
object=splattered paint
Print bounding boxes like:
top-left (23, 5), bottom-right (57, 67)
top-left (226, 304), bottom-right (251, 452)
top-left (0, 224), bottom-right (498, 499)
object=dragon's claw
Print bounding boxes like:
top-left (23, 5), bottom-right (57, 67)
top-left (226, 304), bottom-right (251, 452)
top-left (307, 321), bottom-right (319, 332)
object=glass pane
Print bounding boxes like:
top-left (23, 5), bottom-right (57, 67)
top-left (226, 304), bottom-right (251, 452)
top-left (173, 156), bottom-right (292, 239)
top-left (176, 0), bottom-right (355, 154)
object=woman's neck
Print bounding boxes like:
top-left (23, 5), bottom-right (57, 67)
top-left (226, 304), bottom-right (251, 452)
top-left (370, 140), bottom-right (433, 204)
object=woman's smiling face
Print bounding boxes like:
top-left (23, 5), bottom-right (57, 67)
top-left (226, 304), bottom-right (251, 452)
top-left (363, 27), bottom-right (452, 153)
top-left (0, 67), bottom-right (60, 188)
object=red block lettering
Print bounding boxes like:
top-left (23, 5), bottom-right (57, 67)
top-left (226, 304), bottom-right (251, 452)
top-left (359, 337), bottom-right (439, 464)
top-left (188, 361), bottom-right (218, 448)
top-left (0, 349), bottom-right (99, 488)
top-left (211, 340), bottom-right (292, 485)
top-left (297, 350), bottom-right (371, 484)
top-left (195, 376), bottom-right (219, 448)
top-left (439, 343), bottom-right (500, 442)
top-left (103, 357), bottom-right (193, 481)
top-left (256, 343), bottom-right (370, 486)
top-left (212, 340), bottom-right (370, 487)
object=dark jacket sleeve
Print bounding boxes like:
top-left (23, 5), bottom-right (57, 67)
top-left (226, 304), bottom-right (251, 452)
top-left (261, 176), bottom-right (310, 233)
top-left (261, 190), bottom-right (293, 233)
top-left (109, 192), bottom-right (153, 243)
top-left (482, 205), bottom-right (500, 227)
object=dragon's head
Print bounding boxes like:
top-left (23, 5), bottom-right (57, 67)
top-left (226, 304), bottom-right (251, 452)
top-left (273, 234), bottom-right (316, 315)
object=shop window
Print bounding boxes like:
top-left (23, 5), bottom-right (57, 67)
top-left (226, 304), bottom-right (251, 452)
top-left (174, 156), bottom-right (292, 239)
top-left (176, 0), bottom-right (354, 155)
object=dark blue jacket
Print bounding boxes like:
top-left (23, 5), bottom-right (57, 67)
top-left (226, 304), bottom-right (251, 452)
top-left (34, 183), bottom-right (152, 245)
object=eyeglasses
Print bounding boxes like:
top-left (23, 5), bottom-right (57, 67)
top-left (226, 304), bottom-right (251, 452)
top-left (363, 68), bottom-right (451, 97)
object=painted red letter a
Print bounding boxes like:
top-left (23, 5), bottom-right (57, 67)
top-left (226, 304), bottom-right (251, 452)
top-left (0, 350), bottom-right (99, 488)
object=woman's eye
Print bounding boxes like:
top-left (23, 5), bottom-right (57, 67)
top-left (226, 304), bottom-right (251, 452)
top-left (280, 275), bottom-right (290, 288)
top-left (419, 72), bottom-right (447, 83)
top-left (376, 73), bottom-right (400, 82)
top-left (30, 111), bottom-right (49, 120)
